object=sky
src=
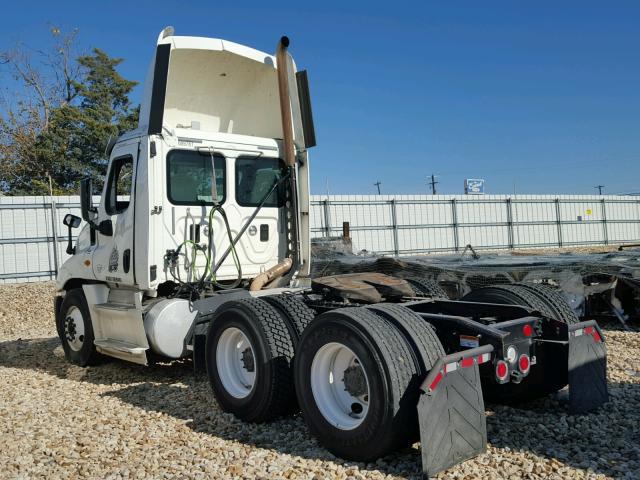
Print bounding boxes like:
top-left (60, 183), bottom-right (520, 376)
top-left (1, 1), bottom-right (639, 195)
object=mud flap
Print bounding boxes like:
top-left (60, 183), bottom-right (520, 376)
top-left (418, 345), bottom-right (493, 478)
top-left (568, 321), bottom-right (608, 414)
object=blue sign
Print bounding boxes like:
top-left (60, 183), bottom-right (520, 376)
top-left (464, 178), bottom-right (485, 195)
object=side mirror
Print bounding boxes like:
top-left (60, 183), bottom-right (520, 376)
top-left (63, 214), bottom-right (81, 255)
top-left (80, 178), bottom-right (97, 222)
top-left (79, 178), bottom-right (113, 237)
top-left (63, 214), bottom-right (81, 229)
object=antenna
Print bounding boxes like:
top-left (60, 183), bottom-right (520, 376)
top-left (594, 185), bottom-right (605, 195)
top-left (374, 181), bottom-right (382, 195)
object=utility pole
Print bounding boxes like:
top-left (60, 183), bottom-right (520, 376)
top-left (427, 174), bottom-right (439, 195)
top-left (594, 185), bottom-right (605, 195)
top-left (374, 181), bottom-right (382, 195)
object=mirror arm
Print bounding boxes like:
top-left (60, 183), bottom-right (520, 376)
top-left (65, 225), bottom-right (76, 255)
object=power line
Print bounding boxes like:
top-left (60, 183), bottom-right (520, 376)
top-left (427, 174), bottom-right (439, 195)
top-left (374, 180), bottom-right (382, 195)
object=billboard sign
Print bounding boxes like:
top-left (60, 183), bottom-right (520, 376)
top-left (464, 178), bottom-right (485, 195)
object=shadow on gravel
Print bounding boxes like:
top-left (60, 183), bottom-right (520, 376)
top-left (2, 336), bottom-right (639, 479)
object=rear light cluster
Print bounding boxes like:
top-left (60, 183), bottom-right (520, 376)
top-left (495, 352), bottom-right (531, 382)
top-left (428, 352), bottom-right (492, 391)
top-left (574, 325), bottom-right (603, 343)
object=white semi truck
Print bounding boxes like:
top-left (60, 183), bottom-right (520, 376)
top-left (55, 28), bottom-right (608, 476)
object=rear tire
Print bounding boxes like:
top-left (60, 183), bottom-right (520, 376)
top-left (461, 284), bottom-right (572, 404)
top-left (366, 303), bottom-right (446, 446)
top-left (405, 278), bottom-right (448, 299)
top-left (514, 283), bottom-right (579, 324)
top-left (57, 288), bottom-right (100, 367)
top-left (206, 298), bottom-right (296, 422)
top-left (262, 294), bottom-right (316, 346)
top-left (294, 307), bottom-right (420, 461)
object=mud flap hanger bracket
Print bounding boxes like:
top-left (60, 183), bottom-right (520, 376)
top-left (417, 344), bottom-right (494, 478)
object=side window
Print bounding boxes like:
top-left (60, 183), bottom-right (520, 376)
top-left (106, 156), bottom-right (134, 215)
top-left (235, 157), bottom-right (286, 207)
top-left (167, 150), bottom-right (226, 205)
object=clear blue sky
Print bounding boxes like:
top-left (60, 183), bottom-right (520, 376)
top-left (2, 1), bottom-right (639, 195)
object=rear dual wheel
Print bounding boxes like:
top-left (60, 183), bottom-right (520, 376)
top-left (294, 305), bottom-right (445, 461)
top-left (461, 283), bottom-right (576, 403)
top-left (205, 296), bottom-right (314, 422)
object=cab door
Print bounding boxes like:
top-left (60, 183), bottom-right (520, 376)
top-left (92, 140), bottom-right (139, 285)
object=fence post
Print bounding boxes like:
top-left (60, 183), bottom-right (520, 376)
top-left (49, 197), bottom-right (60, 277)
top-left (555, 198), bottom-right (563, 247)
top-left (451, 198), bottom-right (459, 252)
top-left (390, 199), bottom-right (400, 256)
top-left (323, 198), bottom-right (332, 237)
top-left (601, 198), bottom-right (609, 245)
top-left (506, 198), bottom-right (514, 249)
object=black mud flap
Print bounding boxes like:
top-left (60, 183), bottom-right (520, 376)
top-left (568, 321), bottom-right (608, 414)
top-left (418, 345), bottom-right (493, 478)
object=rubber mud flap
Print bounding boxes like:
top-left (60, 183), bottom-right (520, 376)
top-left (568, 322), bottom-right (608, 414)
top-left (418, 353), bottom-right (489, 477)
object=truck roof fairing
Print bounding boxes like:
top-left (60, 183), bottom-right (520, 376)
top-left (138, 27), bottom-right (289, 141)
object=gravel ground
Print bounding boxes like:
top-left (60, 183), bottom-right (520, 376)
top-left (1, 282), bottom-right (639, 479)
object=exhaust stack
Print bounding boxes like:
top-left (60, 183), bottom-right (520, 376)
top-left (276, 36), bottom-right (296, 168)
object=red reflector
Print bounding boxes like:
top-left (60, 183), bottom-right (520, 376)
top-left (593, 331), bottom-right (602, 343)
top-left (522, 324), bottom-right (533, 337)
top-left (519, 354), bottom-right (530, 373)
top-left (461, 357), bottom-right (474, 368)
top-left (429, 371), bottom-right (443, 391)
top-left (585, 326), bottom-right (594, 335)
top-left (496, 361), bottom-right (508, 380)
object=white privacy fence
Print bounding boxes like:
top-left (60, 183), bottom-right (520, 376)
top-left (310, 194), bottom-right (640, 255)
top-left (1, 194), bottom-right (639, 283)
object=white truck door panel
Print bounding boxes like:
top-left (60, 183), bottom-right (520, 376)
top-left (91, 140), bottom-right (139, 285)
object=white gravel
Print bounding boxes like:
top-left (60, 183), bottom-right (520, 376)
top-left (0, 282), bottom-right (638, 479)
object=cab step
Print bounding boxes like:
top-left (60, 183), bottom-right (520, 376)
top-left (94, 338), bottom-right (148, 365)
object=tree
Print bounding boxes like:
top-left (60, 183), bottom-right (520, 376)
top-left (0, 28), bottom-right (139, 195)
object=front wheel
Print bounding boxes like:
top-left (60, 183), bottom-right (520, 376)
top-left (57, 288), bottom-right (99, 366)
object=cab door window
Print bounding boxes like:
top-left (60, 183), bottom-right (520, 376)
top-left (105, 156), bottom-right (134, 215)
top-left (235, 157), bottom-right (286, 207)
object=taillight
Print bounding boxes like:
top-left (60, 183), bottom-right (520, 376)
top-left (495, 360), bottom-right (508, 381)
top-left (522, 324), bottom-right (533, 337)
top-left (518, 354), bottom-right (530, 374)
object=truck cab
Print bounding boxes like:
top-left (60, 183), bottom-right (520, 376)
top-left (56, 28), bottom-right (315, 365)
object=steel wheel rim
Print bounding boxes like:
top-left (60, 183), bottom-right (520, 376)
top-left (216, 327), bottom-right (256, 399)
top-left (64, 306), bottom-right (85, 352)
top-left (310, 342), bottom-right (370, 430)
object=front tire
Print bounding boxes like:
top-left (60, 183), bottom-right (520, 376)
top-left (57, 288), bottom-right (99, 367)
